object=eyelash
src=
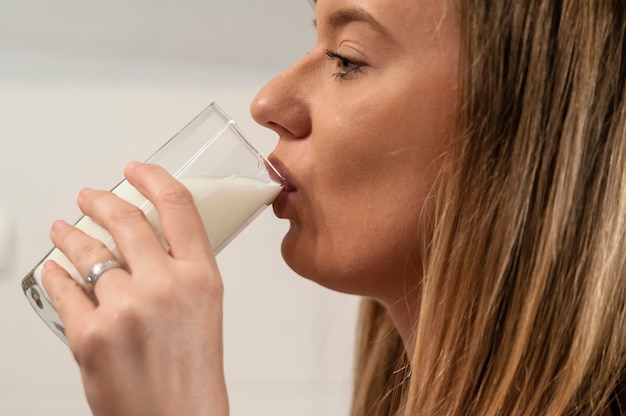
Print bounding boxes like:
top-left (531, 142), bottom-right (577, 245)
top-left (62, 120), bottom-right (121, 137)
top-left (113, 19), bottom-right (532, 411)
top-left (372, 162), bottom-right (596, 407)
top-left (325, 49), bottom-right (366, 80)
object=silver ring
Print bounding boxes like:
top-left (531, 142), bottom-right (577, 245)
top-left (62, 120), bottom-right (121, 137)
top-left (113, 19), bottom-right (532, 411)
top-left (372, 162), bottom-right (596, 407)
top-left (86, 259), bottom-right (123, 286)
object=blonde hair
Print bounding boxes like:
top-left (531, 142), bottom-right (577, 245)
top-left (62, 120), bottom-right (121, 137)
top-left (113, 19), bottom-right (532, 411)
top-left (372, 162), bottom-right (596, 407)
top-left (351, 0), bottom-right (626, 414)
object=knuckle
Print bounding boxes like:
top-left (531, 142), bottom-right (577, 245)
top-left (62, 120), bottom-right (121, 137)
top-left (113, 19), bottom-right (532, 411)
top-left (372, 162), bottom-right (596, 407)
top-left (204, 276), bottom-right (224, 299)
top-left (72, 324), bottom-right (109, 367)
top-left (154, 183), bottom-right (193, 206)
top-left (152, 263), bottom-right (224, 303)
top-left (108, 204), bottom-right (146, 223)
top-left (72, 300), bottom-right (145, 368)
top-left (45, 275), bottom-right (74, 311)
top-left (78, 237), bottom-right (105, 258)
top-left (111, 298), bottom-right (145, 330)
top-left (189, 264), bottom-right (224, 299)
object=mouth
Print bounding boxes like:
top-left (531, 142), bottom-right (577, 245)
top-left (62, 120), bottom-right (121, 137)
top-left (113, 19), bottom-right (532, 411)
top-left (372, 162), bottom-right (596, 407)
top-left (267, 155), bottom-right (296, 218)
top-left (267, 155), bottom-right (296, 192)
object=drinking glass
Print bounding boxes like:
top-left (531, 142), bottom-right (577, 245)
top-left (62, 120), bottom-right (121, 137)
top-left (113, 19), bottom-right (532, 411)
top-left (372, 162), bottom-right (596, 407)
top-left (21, 102), bottom-right (283, 344)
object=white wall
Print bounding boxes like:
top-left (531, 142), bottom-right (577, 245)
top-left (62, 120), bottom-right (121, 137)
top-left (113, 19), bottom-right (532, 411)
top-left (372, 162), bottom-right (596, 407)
top-left (0, 1), bottom-right (360, 415)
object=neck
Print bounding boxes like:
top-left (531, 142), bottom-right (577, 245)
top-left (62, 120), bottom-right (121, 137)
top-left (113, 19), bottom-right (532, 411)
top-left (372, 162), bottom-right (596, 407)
top-left (379, 284), bottom-right (421, 358)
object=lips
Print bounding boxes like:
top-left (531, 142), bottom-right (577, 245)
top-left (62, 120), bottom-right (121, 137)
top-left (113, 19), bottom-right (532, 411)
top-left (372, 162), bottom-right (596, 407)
top-left (267, 155), bottom-right (296, 192)
top-left (267, 154), bottom-right (296, 218)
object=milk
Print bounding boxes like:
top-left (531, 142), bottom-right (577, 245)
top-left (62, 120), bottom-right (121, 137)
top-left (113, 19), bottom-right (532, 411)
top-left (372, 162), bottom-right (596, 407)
top-left (30, 176), bottom-right (282, 298)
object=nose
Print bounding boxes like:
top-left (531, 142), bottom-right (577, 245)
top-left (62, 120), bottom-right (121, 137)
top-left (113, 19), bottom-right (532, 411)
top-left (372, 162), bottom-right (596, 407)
top-left (250, 58), bottom-right (313, 140)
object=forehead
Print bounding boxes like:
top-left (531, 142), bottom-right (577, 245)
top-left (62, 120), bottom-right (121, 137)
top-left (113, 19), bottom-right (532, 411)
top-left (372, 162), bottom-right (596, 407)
top-left (314, 0), bottom-right (458, 49)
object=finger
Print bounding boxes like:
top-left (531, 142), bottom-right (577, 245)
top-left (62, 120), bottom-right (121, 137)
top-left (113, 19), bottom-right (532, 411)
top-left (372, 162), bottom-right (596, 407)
top-left (50, 219), bottom-right (130, 299)
top-left (124, 162), bottom-right (214, 261)
top-left (41, 259), bottom-right (95, 341)
top-left (75, 187), bottom-right (170, 270)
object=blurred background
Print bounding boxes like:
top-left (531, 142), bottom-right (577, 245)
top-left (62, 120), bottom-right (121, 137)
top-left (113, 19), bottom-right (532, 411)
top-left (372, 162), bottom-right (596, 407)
top-left (0, 1), bottom-right (360, 414)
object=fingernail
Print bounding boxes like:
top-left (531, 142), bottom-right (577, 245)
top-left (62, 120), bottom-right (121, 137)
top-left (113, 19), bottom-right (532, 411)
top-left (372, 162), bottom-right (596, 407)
top-left (126, 161), bottom-right (141, 171)
top-left (43, 259), bottom-right (58, 272)
top-left (51, 219), bottom-right (68, 234)
top-left (79, 187), bottom-right (93, 198)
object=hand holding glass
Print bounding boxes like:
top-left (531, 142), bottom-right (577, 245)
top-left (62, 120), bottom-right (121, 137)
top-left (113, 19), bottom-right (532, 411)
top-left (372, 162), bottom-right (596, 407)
top-left (21, 102), bottom-right (283, 344)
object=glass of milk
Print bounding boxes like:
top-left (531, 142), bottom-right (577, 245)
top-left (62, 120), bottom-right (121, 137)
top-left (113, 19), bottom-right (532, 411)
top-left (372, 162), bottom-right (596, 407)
top-left (21, 102), bottom-right (283, 344)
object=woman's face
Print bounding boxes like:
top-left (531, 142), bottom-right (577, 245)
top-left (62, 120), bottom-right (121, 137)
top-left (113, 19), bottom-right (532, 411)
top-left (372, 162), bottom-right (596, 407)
top-left (251, 0), bottom-right (460, 302)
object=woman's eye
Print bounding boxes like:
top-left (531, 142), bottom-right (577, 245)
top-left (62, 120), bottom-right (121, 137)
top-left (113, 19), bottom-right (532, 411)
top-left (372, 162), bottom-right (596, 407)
top-left (325, 49), bottom-right (366, 80)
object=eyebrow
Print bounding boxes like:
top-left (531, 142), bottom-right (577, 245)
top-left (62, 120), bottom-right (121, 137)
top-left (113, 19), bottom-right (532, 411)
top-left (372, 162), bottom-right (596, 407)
top-left (315, 7), bottom-right (394, 42)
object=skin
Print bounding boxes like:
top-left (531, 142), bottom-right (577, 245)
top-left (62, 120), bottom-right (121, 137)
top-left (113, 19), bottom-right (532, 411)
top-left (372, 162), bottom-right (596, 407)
top-left (252, 0), bottom-right (459, 347)
top-left (42, 163), bottom-right (229, 416)
top-left (41, 0), bottom-right (459, 413)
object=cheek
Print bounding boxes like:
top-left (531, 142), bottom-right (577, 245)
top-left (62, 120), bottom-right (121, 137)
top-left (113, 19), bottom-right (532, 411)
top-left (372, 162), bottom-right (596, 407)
top-left (281, 137), bottom-right (440, 296)
top-left (281, 182), bottom-right (431, 297)
top-left (281, 69), bottom-right (457, 295)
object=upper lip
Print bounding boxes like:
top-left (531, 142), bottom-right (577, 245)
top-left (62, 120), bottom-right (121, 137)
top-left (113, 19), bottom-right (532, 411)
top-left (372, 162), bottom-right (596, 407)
top-left (267, 155), bottom-right (296, 192)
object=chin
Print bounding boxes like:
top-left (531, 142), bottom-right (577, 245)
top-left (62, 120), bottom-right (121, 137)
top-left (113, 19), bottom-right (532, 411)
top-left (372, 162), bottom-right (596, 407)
top-left (280, 221), bottom-right (405, 298)
top-left (279, 232), bottom-right (376, 297)
top-left (280, 230), bottom-right (317, 280)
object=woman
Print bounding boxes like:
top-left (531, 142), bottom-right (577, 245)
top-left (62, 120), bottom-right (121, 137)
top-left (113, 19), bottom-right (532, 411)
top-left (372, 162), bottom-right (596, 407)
top-left (42, 0), bottom-right (626, 414)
